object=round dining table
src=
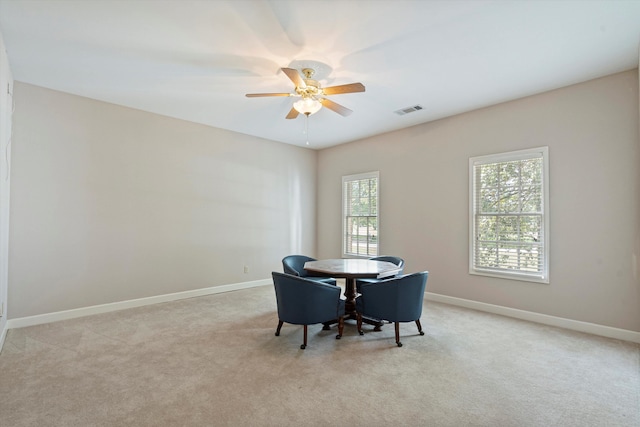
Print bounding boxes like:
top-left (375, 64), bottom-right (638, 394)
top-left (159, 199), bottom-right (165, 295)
top-left (304, 258), bottom-right (402, 329)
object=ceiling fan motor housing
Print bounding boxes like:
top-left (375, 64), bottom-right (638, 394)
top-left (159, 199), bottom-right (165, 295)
top-left (297, 82), bottom-right (320, 98)
top-left (297, 68), bottom-right (321, 98)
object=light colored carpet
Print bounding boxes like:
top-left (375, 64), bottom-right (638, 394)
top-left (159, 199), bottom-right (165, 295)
top-left (0, 284), bottom-right (638, 426)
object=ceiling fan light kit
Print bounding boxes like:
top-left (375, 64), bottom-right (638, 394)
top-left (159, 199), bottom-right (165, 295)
top-left (293, 97), bottom-right (322, 115)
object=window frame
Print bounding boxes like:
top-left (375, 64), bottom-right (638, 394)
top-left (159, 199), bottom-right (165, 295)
top-left (342, 171), bottom-right (379, 258)
top-left (469, 147), bottom-right (550, 283)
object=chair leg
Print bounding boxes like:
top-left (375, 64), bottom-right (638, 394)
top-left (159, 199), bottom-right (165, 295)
top-left (300, 325), bottom-right (307, 350)
top-left (395, 322), bottom-right (402, 347)
top-left (336, 316), bottom-right (344, 339)
top-left (356, 313), bottom-right (364, 335)
top-left (275, 320), bottom-right (284, 336)
top-left (415, 319), bottom-right (425, 336)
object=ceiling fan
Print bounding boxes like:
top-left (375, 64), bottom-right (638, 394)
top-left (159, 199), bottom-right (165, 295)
top-left (245, 67), bottom-right (365, 119)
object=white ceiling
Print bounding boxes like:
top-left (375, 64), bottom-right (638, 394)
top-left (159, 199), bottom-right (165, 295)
top-left (1, 0), bottom-right (639, 149)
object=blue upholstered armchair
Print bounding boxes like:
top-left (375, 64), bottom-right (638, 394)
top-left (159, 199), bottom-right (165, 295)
top-left (355, 256), bottom-right (405, 292)
top-left (272, 272), bottom-right (345, 349)
top-left (282, 255), bottom-right (337, 286)
top-left (355, 271), bottom-right (428, 347)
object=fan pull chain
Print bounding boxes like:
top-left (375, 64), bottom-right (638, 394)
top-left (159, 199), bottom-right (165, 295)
top-left (305, 113), bottom-right (310, 145)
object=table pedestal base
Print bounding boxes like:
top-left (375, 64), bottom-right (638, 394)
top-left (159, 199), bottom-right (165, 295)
top-left (322, 315), bottom-right (383, 331)
top-left (322, 277), bottom-right (384, 331)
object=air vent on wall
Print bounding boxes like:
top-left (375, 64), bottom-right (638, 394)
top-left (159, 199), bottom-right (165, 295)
top-left (394, 105), bottom-right (424, 116)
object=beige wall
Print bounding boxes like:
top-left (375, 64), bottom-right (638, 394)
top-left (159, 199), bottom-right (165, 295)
top-left (9, 83), bottom-right (317, 318)
top-left (318, 70), bottom-right (640, 332)
top-left (8, 71), bottom-right (640, 332)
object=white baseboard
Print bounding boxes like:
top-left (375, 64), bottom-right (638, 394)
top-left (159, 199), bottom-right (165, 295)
top-left (6, 279), bottom-right (271, 330)
top-left (426, 292), bottom-right (640, 344)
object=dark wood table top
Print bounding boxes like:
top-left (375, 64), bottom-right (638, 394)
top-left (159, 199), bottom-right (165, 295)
top-left (304, 258), bottom-right (401, 279)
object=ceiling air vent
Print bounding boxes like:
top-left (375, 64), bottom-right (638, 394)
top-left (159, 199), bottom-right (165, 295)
top-left (394, 104), bottom-right (424, 116)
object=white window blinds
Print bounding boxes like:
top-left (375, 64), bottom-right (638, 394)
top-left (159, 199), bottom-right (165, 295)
top-left (469, 147), bottom-right (549, 283)
top-left (343, 172), bottom-right (379, 257)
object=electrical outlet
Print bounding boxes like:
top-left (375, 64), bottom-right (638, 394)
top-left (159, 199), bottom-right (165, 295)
top-left (243, 266), bottom-right (249, 274)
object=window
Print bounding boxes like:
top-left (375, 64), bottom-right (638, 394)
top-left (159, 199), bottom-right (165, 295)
top-left (469, 147), bottom-right (549, 283)
top-left (343, 171), bottom-right (379, 257)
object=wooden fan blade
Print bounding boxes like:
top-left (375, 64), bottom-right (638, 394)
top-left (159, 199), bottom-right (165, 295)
top-left (285, 107), bottom-right (300, 120)
top-left (282, 67), bottom-right (306, 88)
top-left (245, 93), bottom-right (292, 97)
top-left (322, 82), bottom-right (365, 95)
top-left (320, 98), bottom-right (353, 116)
